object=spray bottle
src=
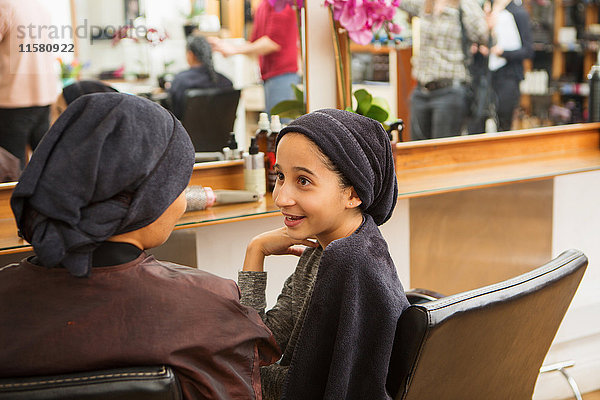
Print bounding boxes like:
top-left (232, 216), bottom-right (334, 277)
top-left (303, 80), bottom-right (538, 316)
top-left (243, 137), bottom-right (266, 198)
top-left (266, 115), bottom-right (281, 191)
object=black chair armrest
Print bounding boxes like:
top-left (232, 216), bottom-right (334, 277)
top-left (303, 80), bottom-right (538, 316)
top-left (0, 365), bottom-right (181, 400)
top-left (405, 288), bottom-right (446, 304)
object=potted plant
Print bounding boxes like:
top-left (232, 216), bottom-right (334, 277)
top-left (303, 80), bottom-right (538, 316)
top-left (183, 0), bottom-right (205, 37)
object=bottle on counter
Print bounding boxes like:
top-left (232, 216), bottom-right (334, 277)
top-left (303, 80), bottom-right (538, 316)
top-left (223, 132), bottom-right (242, 160)
top-left (255, 112), bottom-right (270, 155)
top-left (266, 115), bottom-right (281, 192)
top-left (243, 137), bottom-right (266, 198)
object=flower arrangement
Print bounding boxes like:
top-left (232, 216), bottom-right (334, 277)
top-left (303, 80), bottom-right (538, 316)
top-left (265, 0), bottom-right (399, 110)
top-left (111, 25), bottom-right (168, 46)
top-left (325, 0), bottom-right (402, 45)
top-left (57, 58), bottom-right (88, 80)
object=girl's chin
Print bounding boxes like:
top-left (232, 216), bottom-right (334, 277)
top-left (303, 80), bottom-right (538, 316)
top-left (285, 226), bottom-right (311, 240)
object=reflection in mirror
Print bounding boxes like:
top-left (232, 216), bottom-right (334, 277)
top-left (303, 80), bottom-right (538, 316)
top-left (349, 0), bottom-right (597, 141)
top-left (0, 0), bottom-right (306, 186)
top-left (68, 0), bottom-right (306, 152)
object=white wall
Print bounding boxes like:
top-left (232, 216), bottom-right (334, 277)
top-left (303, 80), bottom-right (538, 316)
top-left (305, 0), bottom-right (336, 111)
top-left (533, 170), bottom-right (600, 399)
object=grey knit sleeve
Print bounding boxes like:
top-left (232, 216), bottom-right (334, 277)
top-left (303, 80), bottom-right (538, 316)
top-left (238, 271), bottom-right (267, 314)
top-left (260, 364), bottom-right (289, 400)
top-left (238, 269), bottom-right (296, 353)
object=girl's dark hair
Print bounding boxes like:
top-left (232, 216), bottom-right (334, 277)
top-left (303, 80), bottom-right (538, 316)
top-left (186, 35), bottom-right (217, 83)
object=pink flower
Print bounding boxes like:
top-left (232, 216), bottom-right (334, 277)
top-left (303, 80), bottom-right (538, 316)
top-left (348, 29), bottom-right (374, 45)
top-left (387, 22), bottom-right (402, 34)
top-left (340, 1), bottom-right (368, 33)
top-left (326, 0), bottom-right (400, 45)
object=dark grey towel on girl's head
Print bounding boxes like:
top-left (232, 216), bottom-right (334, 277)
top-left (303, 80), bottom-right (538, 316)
top-left (10, 93), bottom-right (195, 277)
top-left (278, 108), bottom-right (397, 226)
top-left (62, 80), bottom-right (118, 105)
top-left (282, 214), bottom-right (410, 400)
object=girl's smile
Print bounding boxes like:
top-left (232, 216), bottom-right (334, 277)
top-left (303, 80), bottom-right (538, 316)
top-left (282, 212), bottom-right (306, 228)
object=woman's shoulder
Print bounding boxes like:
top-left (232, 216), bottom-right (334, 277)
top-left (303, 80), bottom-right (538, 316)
top-left (143, 256), bottom-right (241, 301)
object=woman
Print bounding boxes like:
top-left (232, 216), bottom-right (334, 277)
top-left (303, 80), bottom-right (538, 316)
top-left (487, 0), bottom-right (533, 131)
top-left (0, 93), bottom-right (279, 399)
top-left (169, 35), bottom-right (233, 120)
top-left (468, 0), bottom-right (534, 133)
top-left (239, 109), bottom-right (410, 399)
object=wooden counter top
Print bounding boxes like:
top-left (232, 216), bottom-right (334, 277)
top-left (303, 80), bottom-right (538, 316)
top-left (1, 124), bottom-right (599, 255)
top-left (395, 123), bottom-right (600, 198)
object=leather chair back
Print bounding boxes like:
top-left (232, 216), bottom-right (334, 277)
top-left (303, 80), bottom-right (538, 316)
top-left (0, 365), bottom-right (181, 400)
top-left (389, 249), bottom-right (588, 400)
top-left (181, 88), bottom-right (241, 152)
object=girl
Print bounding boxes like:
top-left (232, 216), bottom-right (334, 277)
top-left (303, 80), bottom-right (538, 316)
top-left (239, 109), bottom-right (410, 400)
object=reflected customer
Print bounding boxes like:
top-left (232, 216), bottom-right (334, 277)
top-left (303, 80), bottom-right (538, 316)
top-left (169, 35), bottom-right (233, 120)
top-left (400, 0), bottom-right (488, 140)
top-left (0, 93), bottom-right (280, 399)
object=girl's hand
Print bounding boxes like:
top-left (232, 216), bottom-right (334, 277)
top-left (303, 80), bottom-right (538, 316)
top-left (243, 228), bottom-right (318, 272)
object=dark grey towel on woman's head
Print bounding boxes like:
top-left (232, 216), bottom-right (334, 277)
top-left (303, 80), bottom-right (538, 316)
top-left (10, 93), bottom-right (195, 277)
top-left (62, 80), bottom-right (118, 105)
top-left (278, 109), bottom-right (397, 225)
top-left (282, 214), bottom-right (409, 399)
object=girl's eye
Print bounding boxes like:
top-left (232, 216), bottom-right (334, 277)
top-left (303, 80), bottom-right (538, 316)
top-left (298, 176), bottom-right (311, 186)
top-left (276, 172), bottom-right (284, 181)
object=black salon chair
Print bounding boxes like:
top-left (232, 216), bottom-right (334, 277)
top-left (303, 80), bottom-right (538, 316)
top-left (0, 365), bottom-right (181, 400)
top-left (388, 249), bottom-right (588, 400)
top-left (180, 88), bottom-right (241, 152)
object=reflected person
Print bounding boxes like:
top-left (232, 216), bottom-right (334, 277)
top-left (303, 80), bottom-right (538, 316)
top-left (208, 0), bottom-right (299, 118)
top-left (169, 35), bottom-right (233, 120)
top-left (0, 0), bottom-right (58, 166)
top-left (400, 0), bottom-right (488, 140)
top-left (50, 79), bottom-right (118, 125)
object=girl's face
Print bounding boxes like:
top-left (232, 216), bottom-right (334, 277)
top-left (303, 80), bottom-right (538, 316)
top-left (273, 133), bottom-right (362, 248)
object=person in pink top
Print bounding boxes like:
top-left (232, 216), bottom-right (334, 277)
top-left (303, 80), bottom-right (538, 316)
top-left (208, 0), bottom-right (299, 118)
top-left (0, 0), bottom-right (58, 168)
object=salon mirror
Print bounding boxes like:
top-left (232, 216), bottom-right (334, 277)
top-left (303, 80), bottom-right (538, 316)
top-left (65, 0), bottom-right (305, 148)
top-left (349, 0), bottom-right (592, 140)
top-left (7, 0), bottom-right (591, 187)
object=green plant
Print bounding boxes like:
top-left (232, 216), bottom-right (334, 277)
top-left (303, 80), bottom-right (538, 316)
top-left (270, 86), bottom-right (392, 127)
top-left (270, 84), bottom-right (306, 119)
top-left (348, 88), bottom-right (391, 125)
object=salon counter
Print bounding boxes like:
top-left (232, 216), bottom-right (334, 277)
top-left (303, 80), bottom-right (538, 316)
top-left (0, 159), bottom-right (270, 255)
top-left (1, 123), bottom-right (599, 255)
